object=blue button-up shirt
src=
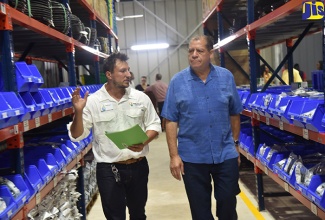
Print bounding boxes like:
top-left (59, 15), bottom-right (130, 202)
top-left (161, 65), bottom-right (243, 164)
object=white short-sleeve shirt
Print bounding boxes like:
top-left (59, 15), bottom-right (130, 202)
top-left (67, 84), bottom-right (161, 163)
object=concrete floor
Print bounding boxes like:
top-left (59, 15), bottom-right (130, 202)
top-left (87, 133), bottom-right (320, 220)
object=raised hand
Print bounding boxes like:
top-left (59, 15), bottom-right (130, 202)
top-left (72, 87), bottom-right (89, 112)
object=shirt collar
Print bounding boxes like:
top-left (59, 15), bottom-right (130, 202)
top-left (187, 64), bottom-right (218, 81)
top-left (97, 84), bottom-right (133, 102)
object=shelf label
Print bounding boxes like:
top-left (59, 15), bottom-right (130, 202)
top-left (1, 112), bottom-right (7, 118)
top-left (62, 109), bottom-right (66, 117)
top-left (311, 203), bottom-right (318, 215)
top-left (257, 114), bottom-right (260, 121)
top-left (279, 121), bottom-right (283, 130)
top-left (36, 192), bottom-right (41, 205)
top-left (35, 117), bottom-right (40, 127)
top-left (284, 182), bottom-right (289, 192)
top-left (247, 153), bottom-right (250, 161)
top-left (264, 166), bottom-right (268, 175)
top-left (303, 129), bottom-right (309, 140)
top-left (14, 125), bottom-right (19, 134)
top-left (77, 154), bottom-right (82, 162)
top-left (23, 121), bottom-right (29, 131)
top-left (48, 114), bottom-right (52, 123)
top-left (266, 117), bottom-right (270, 125)
top-left (0, 3), bottom-right (6, 14)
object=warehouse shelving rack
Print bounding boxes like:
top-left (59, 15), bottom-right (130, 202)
top-left (202, 0), bottom-right (324, 218)
top-left (0, 0), bottom-right (117, 219)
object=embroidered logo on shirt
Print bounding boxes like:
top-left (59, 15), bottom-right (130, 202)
top-left (129, 102), bottom-right (142, 107)
top-left (101, 103), bottom-right (114, 112)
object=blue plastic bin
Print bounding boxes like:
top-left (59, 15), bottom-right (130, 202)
top-left (24, 165), bottom-right (43, 197)
top-left (0, 92), bottom-right (25, 129)
top-left (47, 88), bottom-right (64, 110)
top-left (25, 159), bottom-right (52, 185)
top-left (15, 62), bottom-right (34, 92)
top-left (0, 186), bottom-right (17, 220)
top-left (312, 70), bottom-right (324, 92)
top-left (287, 97), bottom-right (308, 128)
top-left (301, 99), bottom-right (325, 132)
top-left (307, 176), bottom-right (325, 211)
top-left (27, 64), bottom-right (44, 92)
top-left (4, 174), bottom-right (30, 210)
top-left (38, 89), bottom-right (57, 113)
top-left (17, 92), bottom-right (41, 119)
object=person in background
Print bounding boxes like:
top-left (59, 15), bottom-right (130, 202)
top-left (261, 64), bottom-right (273, 84)
top-left (67, 52), bottom-right (161, 220)
top-left (136, 76), bottom-right (149, 91)
top-left (129, 71), bottom-right (135, 88)
top-left (317, 60), bottom-right (323, 71)
top-left (294, 63), bottom-right (307, 82)
top-left (145, 73), bottom-right (168, 131)
top-left (281, 62), bottom-right (302, 85)
top-left (161, 35), bottom-right (242, 220)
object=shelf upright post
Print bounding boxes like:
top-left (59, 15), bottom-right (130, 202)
top-left (0, 1), bottom-right (25, 176)
top-left (323, 19), bottom-right (325, 105)
top-left (90, 15), bottom-right (100, 84)
top-left (0, 1), bottom-right (16, 92)
top-left (286, 39), bottom-right (294, 85)
top-left (62, 0), bottom-right (77, 86)
top-left (247, 0), bottom-right (265, 211)
top-left (216, 5), bottom-right (225, 67)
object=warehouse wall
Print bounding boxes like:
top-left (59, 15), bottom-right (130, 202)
top-left (116, 0), bottom-right (203, 85)
top-left (260, 32), bottom-right (322, 83)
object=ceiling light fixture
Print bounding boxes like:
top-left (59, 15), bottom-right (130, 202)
top-left (116, 14), bottom-right (144, 21)
top-left (131, 43), bottom-right (169, 51)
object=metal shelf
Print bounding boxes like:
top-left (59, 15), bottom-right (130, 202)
top-left (11, 144), bottom-right (92, 219)
top-left (242, 109), bottom-right (325, 145)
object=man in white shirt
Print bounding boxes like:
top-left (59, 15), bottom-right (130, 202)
top-left (68, 52), bottom-right (161, 219)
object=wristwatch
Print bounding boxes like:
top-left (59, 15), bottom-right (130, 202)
top-left (234, 140), bottom-right (240, 146)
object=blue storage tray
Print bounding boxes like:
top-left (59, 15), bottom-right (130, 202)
top-left (15, 62), bottom-right (34, 92)
top-left (59, 144), bottom-right (73, 163)
top-left (296, 175), bottom-right (325, 203)
top-left (287, 98), bottom-right (308, 128)
top-left (4, 174), bottom-right (30, 210)
top-left (268, 95), bottom-right (291, 121)
top-left (60, 87), bottom-right (72, 108)
top-left (25, 159), bottom-right (52, 184)
top-left (307, 176), bottom-right (325, 211)
top-left (38, 89), bottom-right (57, 113)
top-left (247, 93), bottom-right (259, 114)
top-left (256, 144), bottom-right (270, 162)
top-left (0, 186), bottom-right (18, 220)
top-left (0, 92), bottom-right (25, 129)
top-left (24, 165), bottom-right (43, 197)
top-left (30, 91), bottom-right (49, 116)
top-left (312, 70), bottom-right (324, 92)
top-left (241, 91), bottom-right (251, 110)
top-left (47, 88), bottom-right (64, 110)
top-left (27, 64), bottom-right (44, 92)
top-left (17, 92), bottom-right (41, 119)
top-left (301, 99), bottom-right (325, 132)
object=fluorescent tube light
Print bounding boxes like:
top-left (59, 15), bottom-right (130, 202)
top-left (116, 14), bottom-right (143, 21)
top-left (131, 43), bottom-right (169, 51)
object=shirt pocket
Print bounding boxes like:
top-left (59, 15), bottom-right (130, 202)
top-left (126, 107), bottom-right (144, 124)
top-left (93, 110), bottom-right (116, 123)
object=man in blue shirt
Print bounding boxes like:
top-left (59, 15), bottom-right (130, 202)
top-left (161, 35), bottom-right (243, 220)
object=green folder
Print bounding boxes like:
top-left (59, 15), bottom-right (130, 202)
top-left (105, 124), bottom-right (149, 149)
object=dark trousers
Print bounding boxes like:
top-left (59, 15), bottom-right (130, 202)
top-left (182, 158), bottom-right (240, 220)
top-left (96, 158), bottom-right (149, 220)
top-left (157, 101), bottom-right (165, 130)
